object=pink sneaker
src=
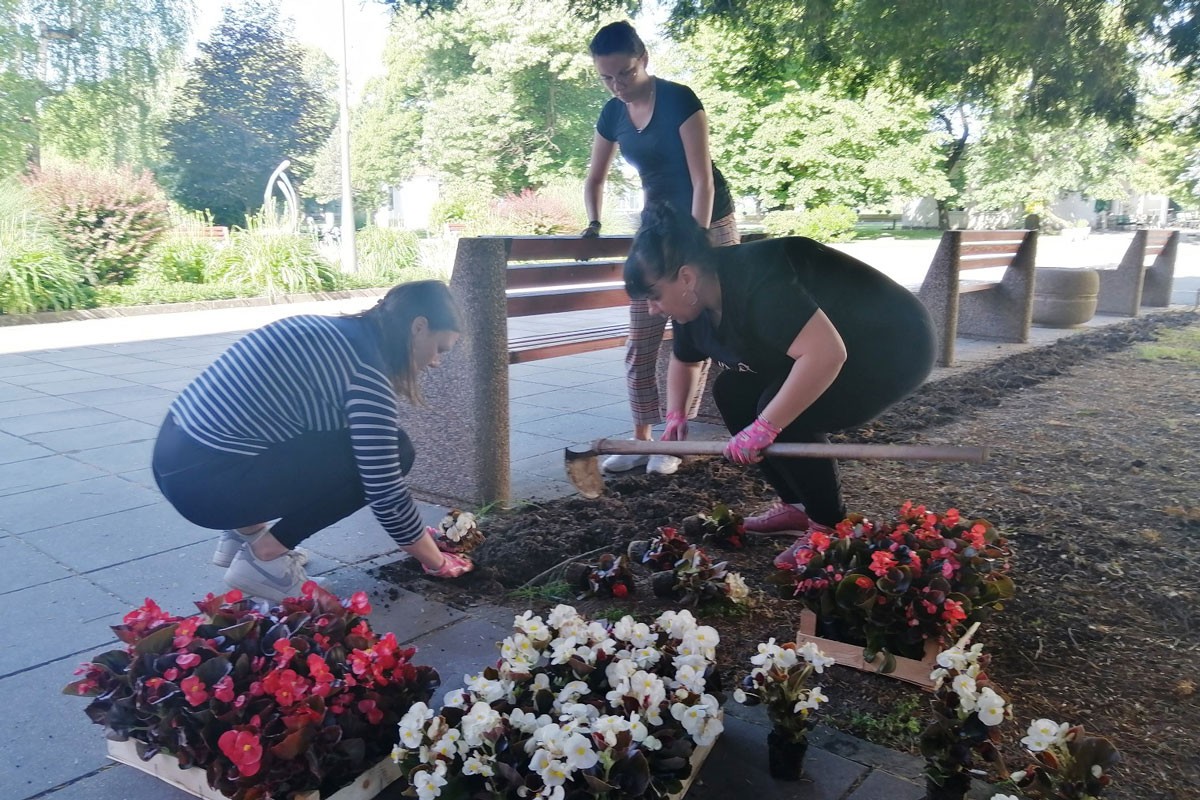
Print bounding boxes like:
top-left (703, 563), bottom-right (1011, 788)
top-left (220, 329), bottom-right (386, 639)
top-left (744, 502), bottom-right (812, 533)
top-left (773, 521), bottom-right (835, 570)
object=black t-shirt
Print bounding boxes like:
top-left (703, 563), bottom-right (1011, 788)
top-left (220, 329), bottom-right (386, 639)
top-left (597, 77), bottom-right (734, 222)
top-left (672, 237), bottom-right (936, 426)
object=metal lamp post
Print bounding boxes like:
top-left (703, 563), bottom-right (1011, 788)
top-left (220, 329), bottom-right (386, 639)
top-left (338, 0), bottom-right (357, 272)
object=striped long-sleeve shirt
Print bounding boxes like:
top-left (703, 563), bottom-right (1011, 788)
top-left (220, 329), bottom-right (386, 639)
top-left (169, 314), bottom-right (425, 545)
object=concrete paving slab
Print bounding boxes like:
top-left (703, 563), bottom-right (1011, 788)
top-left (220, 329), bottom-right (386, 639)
top-left (403, 615), bottom-right (508, 701)
top-left (507, 380), bottom-right (567, 400)
top-left (38, 763), bottom-right (196, 800)
top-left (0, 432), bottom-right (54, 465)
top-left (84, 540), bottom-right (224, 613)
top-left (299, 504), bottom-right (446, 566)
top-left (509, 430), bottom-right (573, 461)
top-left (0, 383), bottom-right (41, 403)
top-left (22, 374), bottom-right (142, 396)
top-left (59, 384), bottom-right (173, 409)
top-left (27, 419), bottom-right (160, 452)
top-left (509, 400), bottom-right (568, 426)
top-left (0, 395), bottom-right (84, 421)
top-left (0, 406), bottom-right (123, 436)
top-left (0, 454), bottom-right (107, 496)
top-left (117, 467), bottom-right (157, 489)
top-left (117, 366), bottom-right (203, 388)
top-left (0, 475), bottom-right (160, 534)
top-left (687, 712), bottom-right (869, 800)
top-left (809, 723), bottom-right (925, 783)
top-left (0, 536), bottom-right (74, 593)
top-left (2, 658), bottom-right (117, 799)
top-left (321, 566), bottom-right (468, 644)
top-left (0, 363), bottom-right (81, 381)
top-left (0, 575), bottom-right (126, 675)
top-left (513, 410), bottom-right (636, 442)
top-left (844, 770), bottom-right (925, 800)
top-left (66, 439), bottom-right (156, 475)
top-left (98, 397), bottom-right (172, 424)
top-left (51, 354), bottom-right (171, 376)
top-left (21, 502), bottom-right (212, 572)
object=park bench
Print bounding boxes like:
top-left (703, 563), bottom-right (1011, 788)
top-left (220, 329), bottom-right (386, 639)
top-left (194, 225), bottom-right (230, 243)
top-left (1095, 229), bottom-right (1180, 317)
top-left (917, 229), bottom-right (1038, 367)
top-left (857, 213), bottom-right (901, 229)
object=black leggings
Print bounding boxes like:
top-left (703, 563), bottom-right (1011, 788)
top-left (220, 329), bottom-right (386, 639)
top-left (151, 414), bottom-right (415, 549)
top-left (712, 356), bottom-right (929, 526)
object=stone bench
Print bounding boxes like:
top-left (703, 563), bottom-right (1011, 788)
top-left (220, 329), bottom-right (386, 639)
top-left (1096, 229), bottom-right (1180, 317)
top-left (916, 229), bottom-right (1038, 366)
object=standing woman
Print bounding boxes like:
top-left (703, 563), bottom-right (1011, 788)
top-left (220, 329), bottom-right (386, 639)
top-left (624, 205), bottom-right (937, 553)
top-left (152, 280), bottom-right (473, 603)
top-left (583, 20), bottom-right (738, 475)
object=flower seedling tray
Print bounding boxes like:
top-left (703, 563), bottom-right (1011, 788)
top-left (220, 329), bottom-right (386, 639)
top-left (106, 738), bottom-right (403, 800)
top-left (668, 710), bottom-right (722, 800)
top-left (794, 609), bottom-right (944, 690)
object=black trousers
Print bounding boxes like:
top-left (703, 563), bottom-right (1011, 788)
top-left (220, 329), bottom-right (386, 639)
top-left (712, 351), bottom-right (930, 526)
top-left (151, 413), bottom-right (415, 549)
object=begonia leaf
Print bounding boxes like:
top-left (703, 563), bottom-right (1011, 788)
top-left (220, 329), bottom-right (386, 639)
top-left (133, 624), bottom-right (179, 655)
top-left (271, 727), bottom-right (315, 760)
top-left (194, 655), bottom-right (232, 685)
top-left (218, 619), bottom-right (256, 644)
top-left (616, 751), bottom-right (652, 797)
top-left (583, 774), bottom-right (617, 793)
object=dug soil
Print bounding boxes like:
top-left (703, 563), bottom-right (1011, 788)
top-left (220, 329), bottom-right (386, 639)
top-left (378, 312), bottom-right (1200, 800)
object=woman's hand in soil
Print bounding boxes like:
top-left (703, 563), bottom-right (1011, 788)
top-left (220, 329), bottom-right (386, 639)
top-left (663, 410), bottom-right (688, 441)
top-left (423, 552), bottom-right (473, 578)
top-left (724, 415), bottom-right (782, 464)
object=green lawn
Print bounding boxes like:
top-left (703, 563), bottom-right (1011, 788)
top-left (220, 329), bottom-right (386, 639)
top-left (851, 227), bottom-right (944, 241)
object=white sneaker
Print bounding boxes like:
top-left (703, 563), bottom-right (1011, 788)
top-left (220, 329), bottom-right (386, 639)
top-left (224, 548), bottom-right (315, 603)
top-left (212, 528), bottom-right (276, 567)
top-left (602, 453), bottom-right (649, 472)
top-left (646, 455), bottom-right (681, 475)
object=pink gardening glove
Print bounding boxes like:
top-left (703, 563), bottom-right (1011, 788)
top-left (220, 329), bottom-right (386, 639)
top-left (662, 410), bottom-right (689, 442)
top-left (424, 552), bottom-right (474, 578)
top-left (724, 415), bottom-right (782, 464)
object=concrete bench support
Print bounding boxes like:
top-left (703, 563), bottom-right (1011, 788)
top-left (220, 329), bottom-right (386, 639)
top-left (917, 229), bottom-right (1038, 367)
top-left (1096, 229), bottom-right (1180, 316)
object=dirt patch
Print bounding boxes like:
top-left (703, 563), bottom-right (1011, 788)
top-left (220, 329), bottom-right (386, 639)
top-left (376, 311), bottom-right (1200, 800)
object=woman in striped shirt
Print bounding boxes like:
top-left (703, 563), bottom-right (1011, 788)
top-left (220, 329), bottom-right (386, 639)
top-left (151, 280), bottom-right (473, 602)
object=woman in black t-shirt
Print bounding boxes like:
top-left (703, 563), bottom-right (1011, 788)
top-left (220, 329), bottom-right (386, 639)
top-left (582, 20), bottom-right (737, 477)
top-left (624, 204), bottom-right (936, 552)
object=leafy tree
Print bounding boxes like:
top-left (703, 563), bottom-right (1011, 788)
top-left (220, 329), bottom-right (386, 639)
top-left (0, 0), bottom-right (191, 174)
top-left (161, 2), bottom-right (337, 228)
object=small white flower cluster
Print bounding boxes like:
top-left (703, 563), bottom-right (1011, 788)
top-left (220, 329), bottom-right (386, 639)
top-left (734, 638), bottom-right (834, 718)
top-left (930, 643), bottom-right (1007, 726)
top-left (438, 510), bottom-right (478, 543)
top-left (393, 606), bottom-right (722, 800)
top-left (1019, 718), bottom-right (1070, 753)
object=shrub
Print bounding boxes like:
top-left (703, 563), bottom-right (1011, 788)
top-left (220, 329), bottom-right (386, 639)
top-left (209, 216), bottom-right (336, 295)
top-left (89, 281), bottom-right (256, 308)
top-left (429, 182), bottom-right (492, 231)
top-left (762, 205), bottom-right (857, 242)
top-left (487, 188), bottom-right (577, 235)
top-left (141, 236), bottom-right (220, 284)
top-left (355, 226), bottom-right (420, 280)
top-left (24, 162), bottom-right (170, 285)
top-left (0, 182), bottom-right (90, 314)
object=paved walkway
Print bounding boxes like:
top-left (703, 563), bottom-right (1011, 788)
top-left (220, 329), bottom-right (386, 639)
top-left (1, 232), bottom-right (1195, 800)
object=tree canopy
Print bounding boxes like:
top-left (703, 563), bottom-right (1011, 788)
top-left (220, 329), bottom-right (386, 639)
top-left (0, 0), bottom-right (191, 174)
top-left (160, 3), bottom-right (336, 227)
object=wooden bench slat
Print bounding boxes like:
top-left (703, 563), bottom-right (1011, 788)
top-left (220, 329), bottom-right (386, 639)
top-left (497, 236), bottom-right (633, 261)
top-left (508, 324), bottom-right (673, 364)
top-left (958, 255), bottom-right (1022, 270)
top-left (506, 261), bottom-right (624, 289)
top-left (506, 285), bottom-right (630, 317)
top-left (959, 242), bottom-right (1023, 257)
top-left (959, 281), bottom-right (1001, 293)
top-left (958, 230), bottom-right (1028, 242)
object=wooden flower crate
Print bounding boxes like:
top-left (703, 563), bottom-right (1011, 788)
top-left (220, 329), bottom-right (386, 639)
top-left (670, 711), bottom-right (722, 800)
top-left (106, 739), bottom-right (402, 800)
top-left (795, 611), bottom-right (980, 690)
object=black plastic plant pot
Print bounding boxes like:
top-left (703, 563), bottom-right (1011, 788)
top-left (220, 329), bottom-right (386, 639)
top-left (767, 730), bottom-right (807, 781)
top-left (650, 571), bottom-right (678, 598)
top-left (924, 772), bottom-right (971, 800)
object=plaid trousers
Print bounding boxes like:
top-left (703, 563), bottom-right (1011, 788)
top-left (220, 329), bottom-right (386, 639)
top-left (625, 212), bottom-right (740, 426)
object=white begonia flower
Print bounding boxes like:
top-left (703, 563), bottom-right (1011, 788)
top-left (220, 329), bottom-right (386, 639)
top-left (733, 688), bottom-right (748, 704)
top-left (629, 622), bottom-right (657, 649)
top-left (557, 680), bottom-right (590, 704)
top-left (510, 708), bottom-right (551, 734)
top-left (671, 663), bottom-right (707, 694)
top-left (725, 571), bottom-right (750, 603)
top-left (936, 645), bottom-right (969, 671)
top-left (683, 626), bottom-right (720, 659)
top-left (975, 687), bottom-right (1006, 726)
top-left (466, 674), bottom-right (507, 703)
top-left (400, 702), bottom-right (434, 731)
top-left (547, 604), bottom-right (582, 630)
top-left (431, 730), bottom-right (461, 759)
top-left (514, 611), bottom-right (551, 643)
top-left (1091, 765), bottom-right (1103, 778)
top-left (531, 672), bottom-right (552, 691)
top-left (613, 616), bottom-right (636, 642)
top-left (537, 786), bottom-right (565, 800)
top-left (694, 714), bottom-right (724, 746)
top-left (632, 646), bottom-right (663, 669)
top-left (628, 714), bottom-right (649, 743)
top-left (672, 653), bottom-right (709, 674)
top-left (463, 755), bottom-right (494, 777)
top-left (657, 609), bottom-right (699, 639)
top-left (442, 689), bottom-right (468, 708)
top-left (1009, 771), bottom-right (1027, 783)
top-left (413, 764), bottom-right (448, 800)
top-left (1022, 719), bottom-right (1069, 753)
top-left (462, 702), bottom-right (502, 746)
top-left (549, 636), bottom-right (580, 666)
top-left (540, 759), bottom-right (570, 787)
top-left (929, 667), bottom-right (949, 688)
top-left (990, 795), bottom-right (1020, 800)
top-left (952, 674), bottom-right (977, 700)
top-left (798, 642), bottom-right (835, 672)
top-left (564, 732), bottom-right (600, 770)
top-left (641, 735), bottom-right (663, 751)
top-left (606, 657), bottom-right (638, 687)
top-left (586, 621), bottom-right (611, 643)
top-left (530, 748), bottom-right (553, 772)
